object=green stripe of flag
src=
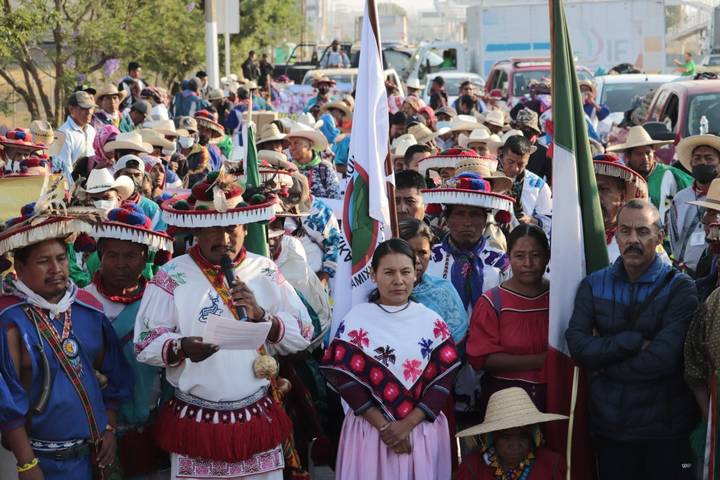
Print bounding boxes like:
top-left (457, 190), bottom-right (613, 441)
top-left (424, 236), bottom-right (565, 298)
top-left (244, 124), bottom-right (269, 257)
top-left (551, 0), bottom-right (608, 274)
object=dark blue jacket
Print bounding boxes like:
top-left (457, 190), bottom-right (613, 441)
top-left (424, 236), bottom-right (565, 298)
top-left (566, 255), bottom-right (699, 441)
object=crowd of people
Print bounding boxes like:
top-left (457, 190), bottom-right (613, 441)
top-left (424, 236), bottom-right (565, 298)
top-left (0, 56), bottom-right (718, 480)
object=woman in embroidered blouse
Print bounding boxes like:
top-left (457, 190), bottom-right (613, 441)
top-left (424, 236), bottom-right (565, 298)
top-left (320, 239), bottom-right (460, 480)
top-left (399, 218), bottom-right (468, 344)
top-left (466, 224), bottom-right (550, 415)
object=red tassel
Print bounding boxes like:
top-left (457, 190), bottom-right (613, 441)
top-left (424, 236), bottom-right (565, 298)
top-left (154, 398), bottom-right (292, 463)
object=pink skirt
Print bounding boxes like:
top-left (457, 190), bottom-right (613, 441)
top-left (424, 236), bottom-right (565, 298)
top-left (335, 412), bottom-right (451, 480)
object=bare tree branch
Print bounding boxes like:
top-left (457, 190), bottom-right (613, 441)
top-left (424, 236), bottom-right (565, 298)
top-left (0, 67), bottom-right (39, 119)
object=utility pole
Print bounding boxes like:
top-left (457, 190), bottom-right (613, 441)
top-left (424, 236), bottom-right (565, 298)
top-left (205, 0), bottom-right (220, 88)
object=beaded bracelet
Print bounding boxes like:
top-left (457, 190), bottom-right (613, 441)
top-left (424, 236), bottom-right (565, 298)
top-left (17, 457), bottom-right (39, 473)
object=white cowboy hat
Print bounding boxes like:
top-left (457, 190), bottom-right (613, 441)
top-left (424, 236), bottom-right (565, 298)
top-left (459, 128), bottom-right (493, 148)
top-left (406, 78), bottom-right (422, 90)
top-left (456, 387), bottom-right (568, 438)
top-left (391, 133), bottom-right (417, 159)
top-left (295, 112), bottom-right (324, 130)
top-left (483, 109), bottom-right (505, 128)
top-left (449, 114), bottom-right (480, 134)
top-left (287, 122), bottom-right (328, 151)
top-left (676, 134), bottom-right (720, 172)
top-left (689, 177), bottom-right (720, 211)
top-left (103, 131), bottom-right (153, 154)
top-left (139, 128), bottom-right (174, 149)
top-left (144, 119), bottom-right (179, 137)
top-left (606, 125), bottom-right (673, 153)
top-left (85, 168), bottom-right (134, 200)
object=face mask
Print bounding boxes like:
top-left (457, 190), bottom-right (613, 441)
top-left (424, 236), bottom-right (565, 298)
top-left (93, 199), bottom-right (118, 211)
top-left (692, 164), bottom-right (717, 184)
top-left (162, 143), bottom-right (176, 156)
top-left (436, 120), bottom-right (451, 130)
top-left (178, 136), bottom-right (195, 149)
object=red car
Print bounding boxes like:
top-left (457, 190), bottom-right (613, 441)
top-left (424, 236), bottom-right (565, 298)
top-left (645, 79), bottom-right (720, 142)
top-left (484, 57), bottom-right (592, 108)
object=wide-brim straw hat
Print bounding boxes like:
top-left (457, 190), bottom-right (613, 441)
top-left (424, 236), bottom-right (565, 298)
top-left (459, 128), bottom-right (495, 149)
top-left (406, 78), bottom-right (422, 90)
top-left (194, 111), bottom-right (225, 138)
top-left (320, 100), bottom-right (352, 117)
top-left (258, 150), bottom-right (296, 172)
top-left (95, 84), bottom-right (128, 104)
top-left (593, 154), bottom-right (648, 200)
top-left (606, 125), bottom-right (673, 153)
top-left (456, 387), bottom-right (568, 438)
top-left (85, 168), bottom-right (134, 200)
top-left (29, 120), bottom-right (66, 157)
top-left (455, 157), bottom-right (512, 193)
top-left (286, 123), bottom-right (328, 151)
top-left (103, 131), bottom-right (153, 154)
top-left (92, 205), bottom-right (173, 253)
top-left (689, 177), bottom-right (720, 212)
top-left (257, 123), bottom-right (287, 146)
top-left (483, 109), bottom-right (505, 128)
top-left (408, 123), bottom-right (440, 146)
top-left (676, 134), bottom-right (720, 172)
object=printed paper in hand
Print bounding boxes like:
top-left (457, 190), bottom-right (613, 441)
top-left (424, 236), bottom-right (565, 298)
top-left (203, 314), bottom-right (271, 350)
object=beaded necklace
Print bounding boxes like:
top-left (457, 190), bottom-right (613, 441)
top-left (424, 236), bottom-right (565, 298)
top-left (488, 448), bottom-right (535, 480)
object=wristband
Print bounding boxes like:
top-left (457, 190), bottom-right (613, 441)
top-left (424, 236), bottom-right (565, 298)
top-left (17, 457), bottom-right (39, 473)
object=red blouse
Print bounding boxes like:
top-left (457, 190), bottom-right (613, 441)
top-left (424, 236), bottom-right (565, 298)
top-left (466, 286), bottom-right (549, 383)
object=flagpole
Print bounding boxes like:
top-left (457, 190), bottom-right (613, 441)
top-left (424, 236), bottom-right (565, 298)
top-left (566, 366), bottom-right (579, 480)
top-left (365, 0), bottom-right (398, 237)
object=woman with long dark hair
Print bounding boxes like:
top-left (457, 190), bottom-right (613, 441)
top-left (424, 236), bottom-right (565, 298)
top-left (466, 224), bottom-right (551, 414)
top-left (321, 239), bottom-right (460, 479)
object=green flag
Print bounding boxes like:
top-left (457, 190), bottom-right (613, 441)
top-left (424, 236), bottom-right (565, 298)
top-left (243, 124), bottom-right (269, 257)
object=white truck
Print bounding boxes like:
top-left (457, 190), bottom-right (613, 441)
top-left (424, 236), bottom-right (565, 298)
top-left (464, 0), bottom-right (667, 77)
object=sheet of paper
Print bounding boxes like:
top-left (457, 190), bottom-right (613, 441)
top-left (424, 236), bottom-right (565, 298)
top-left (203, 313), bottom-right (271, 350)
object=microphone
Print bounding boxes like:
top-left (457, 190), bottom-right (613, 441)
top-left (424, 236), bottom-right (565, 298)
top-left (220, 255), bottom-right (248, 321)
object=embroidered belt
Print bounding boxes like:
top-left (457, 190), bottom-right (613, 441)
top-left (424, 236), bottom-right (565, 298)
top-left (175, 387), bottom-right (268, 412)
top-left (30, 438), bottom-right (91, 460)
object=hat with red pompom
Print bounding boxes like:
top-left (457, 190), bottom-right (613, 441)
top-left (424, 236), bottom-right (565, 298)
top-left (422, 172), bottom-right (514, 219)
top-left (18, 156), bottom-right (51, 175)
top-left (92, 202), bottom-right (173, 252)
top-left (0, 128), bottom-right (43, 152)
top-left (194, 109), bottom-right (225, 139)
top-left (0, 202), bottom-right (94, 256)
top-left (161, 170), bottom-right (276, 228)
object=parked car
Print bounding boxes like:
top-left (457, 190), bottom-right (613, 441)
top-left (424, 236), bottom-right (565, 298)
top-left (421, 72), bottom-right (485, 106)
top-left (484, 57), bottom-right (592, 108)
top-left (301, 68), bottom-right (405, 98)
top-left (645, 79), bottom-right (720, 140)
top-left (698, 54), bottom-right (720, 75)
top-left (593, 73), bottom-right (679, 141)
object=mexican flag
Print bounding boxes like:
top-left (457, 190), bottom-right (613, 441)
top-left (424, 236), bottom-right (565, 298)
top-left (330, 0), bottom-right (391, 337)
top-left (545, 0), bottom-right (608, 477)
top-left (243, 123), bottom-right (269, 257)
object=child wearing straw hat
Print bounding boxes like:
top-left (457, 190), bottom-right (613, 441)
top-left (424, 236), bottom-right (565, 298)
top-left (456, 387), bottom-right (567, 480)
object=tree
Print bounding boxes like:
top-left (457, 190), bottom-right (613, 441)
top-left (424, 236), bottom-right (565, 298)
top-left (0, 0), bottom-right (302, 126)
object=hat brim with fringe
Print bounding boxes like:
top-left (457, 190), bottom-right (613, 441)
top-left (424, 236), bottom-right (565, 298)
top-left (195, 117), bottom-right (225, 138)
top-left (593, 160), bottom-right (648, 199)
top-left (0, 216), bottom-right (92, 256)
top-left (161, 195), bottom-right (276, 228)
top-left (92, 221), bottom-right (173, 253)
top-left (422, 188), bottom-right (514, 212)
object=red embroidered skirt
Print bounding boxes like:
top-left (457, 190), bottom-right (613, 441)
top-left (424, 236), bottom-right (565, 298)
top-left (154, 388), bottom-right (292, 462)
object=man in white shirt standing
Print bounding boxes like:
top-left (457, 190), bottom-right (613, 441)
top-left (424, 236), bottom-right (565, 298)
top-left (55, 91), bottom-right (96, 185)
top-left (320, 40), bottom-right (350, 68)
